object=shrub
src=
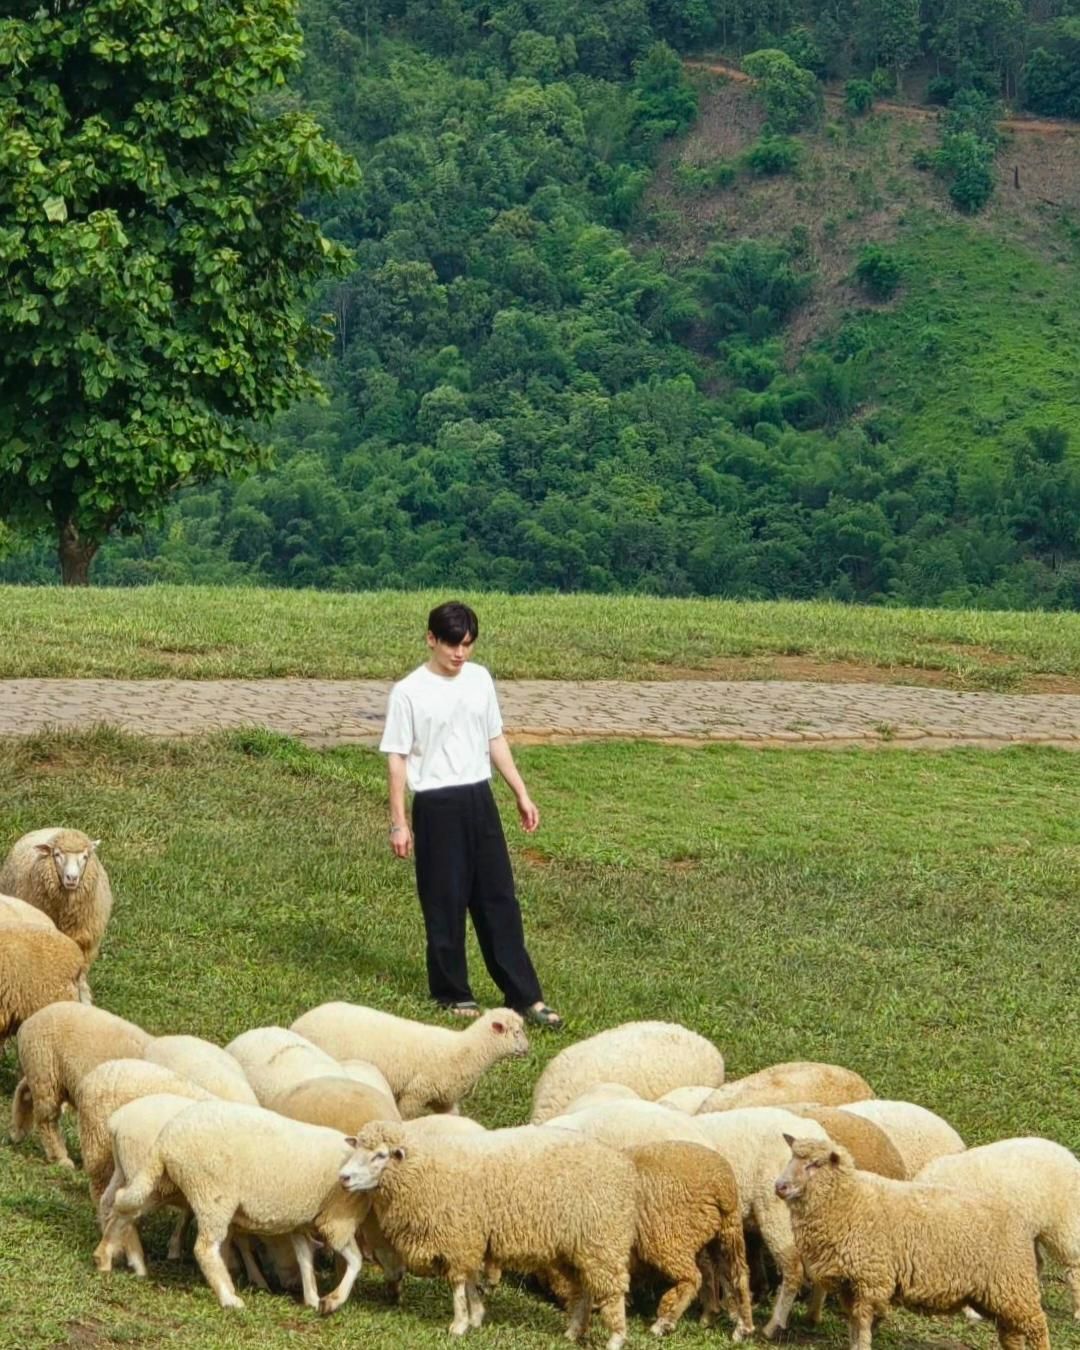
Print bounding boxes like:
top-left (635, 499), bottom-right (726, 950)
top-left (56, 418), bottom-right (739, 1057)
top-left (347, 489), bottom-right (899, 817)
top-left (743, 48), bottom-right (823, 132)
top-left (744, 134), bottom-right (801, 175)
top-left (844, 79), bottom-right (875, 115)
top-left (926, 75), bottom-right (957, 106)
top-left (870, 67), bottom-right (896, 96)
top-left (675, 159), bottom-right (738, 194)
top-left (854, 244), bottom-right (903, 299)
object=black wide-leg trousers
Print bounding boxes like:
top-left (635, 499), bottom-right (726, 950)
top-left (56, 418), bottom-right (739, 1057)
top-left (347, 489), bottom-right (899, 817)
top-left (412, 779), bottom-right (543, 1010)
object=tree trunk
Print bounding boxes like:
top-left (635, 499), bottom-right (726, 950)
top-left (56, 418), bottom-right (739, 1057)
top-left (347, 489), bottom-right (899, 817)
top-left (57, 518), bottom-right (100, 586)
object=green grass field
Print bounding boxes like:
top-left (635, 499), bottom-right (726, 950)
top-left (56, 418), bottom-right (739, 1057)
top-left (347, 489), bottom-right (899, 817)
top-left (1, 729), bottom-right (1077, 1349)
top-left (4, 585), bottom-right (1080, 688)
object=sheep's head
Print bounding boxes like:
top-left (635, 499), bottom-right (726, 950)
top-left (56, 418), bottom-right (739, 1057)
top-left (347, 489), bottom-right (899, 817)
top-left (35, 831), bottom-right (99, 891)
top-left (340, 1121), bottom-right (408, 1193)
top-left (775, 1134), bottom-right (853, 1203)
top-left (475, 1008), bottom-right (529, 1059)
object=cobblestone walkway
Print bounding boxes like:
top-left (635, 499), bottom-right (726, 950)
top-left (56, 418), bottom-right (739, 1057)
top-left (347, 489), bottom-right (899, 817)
top-left (2, 678), bottom-right (1080, 748)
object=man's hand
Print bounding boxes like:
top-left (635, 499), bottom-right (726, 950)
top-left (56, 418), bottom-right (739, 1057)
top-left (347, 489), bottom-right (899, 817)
top-left (516, 795), bottom-right (540, 834)
top-left (390, 824), bottom-right (413, 859)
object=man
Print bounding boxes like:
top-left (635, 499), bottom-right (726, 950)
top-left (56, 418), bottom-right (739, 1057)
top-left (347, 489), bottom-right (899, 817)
top-left (379, 601), bottom-right (563, 1029)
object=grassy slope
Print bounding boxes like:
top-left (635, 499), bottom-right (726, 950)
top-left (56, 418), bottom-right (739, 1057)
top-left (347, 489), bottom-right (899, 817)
top-left (4, 585), bottom-right (1080, 687)
top-left (0, 729), bottom-right (1077, 1347)
top-left (651, 77), bottom-right (1080, 463)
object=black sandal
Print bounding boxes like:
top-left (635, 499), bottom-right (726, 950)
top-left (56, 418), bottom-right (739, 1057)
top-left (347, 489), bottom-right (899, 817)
top-left (522, 1003), bottom-right (564, 1030)
top-left (440, 1000), bottom-right (481, 1019)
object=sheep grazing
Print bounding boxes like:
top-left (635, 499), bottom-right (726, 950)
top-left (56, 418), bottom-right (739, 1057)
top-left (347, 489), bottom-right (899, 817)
top-left (560, 1083), bottom-right (642, 1116)
top-left (692, 1106), bottom-right (831, 1339)
top-left (11, 1001), bottom-right (151, 1166)
top-left (698, 1061), bottom-right (874, 1114)
top-left (111, 1099), bottom-right (373, 1312)
top-left (338, 1057), bottom-right (396, 1101)
top-left (223, 1026), bottom-right (344, 1110)
top-left (0, 828), bottom-right (113, 1002)
top-left (341, 1120), bottom-right (637, 1347)
top-left (656, 1086), bottom-right (715, 1114)
top-left (77, 1059), bottom-right (214, 1204)
top-left (143, 1035), bottom-right (257, 1105)
top-left (543, 1099), bottom-right (717, 1151)
top-left (776, 1135), bottom-right (1051, 1350)
top-left (839, 1098), bottom-right (964, 1176)
top-left (0, 892), bottom-right (57, 930)
top-left (0, 923), bottom-right (85, 1050)
top-left (786, 1104), bottom-right (906, 1179)
top-left (291, 1003), bottom-right (530, 1119)
top-left (275, 1076), bottom-right (401, 1133)
top-left (531, 1021), bottom-right (724, 1124)
top-left (917, 1136), bottom-right (1080, 1317)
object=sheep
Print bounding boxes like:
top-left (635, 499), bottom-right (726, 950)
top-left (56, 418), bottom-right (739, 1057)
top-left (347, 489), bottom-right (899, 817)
top-left (657, 1086), bottom-right (715, 1115)
top-left (77, 1059), bottom-right (214, 1203)
top-left (917, 1136), bottom-right (1080, 1317)
top-left (338, 1057), bottom-right (396, 1101)
top-left (0, 923), bottom-right (85, 1050)
top-left (839, 1098), bottom-right (964, 1176)
top-left (692, 1106), bottom-right (831, 1339)
top-left (775, 1135), bottom-right (1051, 1350)
top-left (94, 1093), bottom-right (280, 1292)
top-left (143, 1035), bottom-right (257, 1105)
top-left (223, 1026), bottom-right (344, 1110)
top-left (531, 1021), bottom-right (725, 1124)
top-left (697, 1062), bottom-right (874, 1114)
top-left (291, 1003), bottom-right (530, 1119)
top-left (401, 1113), bottom-right (486, 1142)
top-left (111, 1099), bottom-right (372, 1313)
top-left (0, 828), bottom-right (113, 1001)
top-left (560, 1083), bottom-right (642, 1115)
top-left (11, 1001), bottom-right (151, 1166)
top-left (543, 1099), bottom-right (718, 1151)
top-left (0, 892), bottom-right (57, 930)
top-left (275, 1076), bottom-right (401, 1133)
top-left (340, 1119), bottom-right (637, 1348)
top-left (785, 1104), bottom-right (906, 1179)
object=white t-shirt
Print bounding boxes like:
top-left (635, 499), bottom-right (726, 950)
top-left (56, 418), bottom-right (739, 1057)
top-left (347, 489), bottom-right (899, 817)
top-left (379, 661), bottom-right (504, 793)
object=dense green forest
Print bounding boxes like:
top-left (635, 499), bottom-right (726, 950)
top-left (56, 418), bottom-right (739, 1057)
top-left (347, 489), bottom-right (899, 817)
top-left (3, 0), bottom-right (1080, 604)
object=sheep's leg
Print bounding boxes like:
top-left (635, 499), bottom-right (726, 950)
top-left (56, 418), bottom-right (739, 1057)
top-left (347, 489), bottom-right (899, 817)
top-left (465, 1278), bottom-right (486, 1329)
top-left (97, 1170), bottom-right (121, 1233)
top-left (361, 1213), bottom-right (405, 1300)
top-left (651, 1261), bottom-right (701, 1335)
top-left (318, 1236), bottom-right (362, 1315)
top-left (1010, 1312), bottom-right (1051, 1350)
top-left (10, 1079), bottom-right (33, 1144)
top-left (806, 1282), bottom-right (827, 1324)
top-left (289, 1232), bottom-right (320, 1310)
top-left (233, 1233), bottom-right (271, 1292)
top-left (1063, 1263), bottom-right (1080, 1319)
top-left (77, 971), bottom-right (93, 1004)
top-left (167, 1209), bottom-right (191, 1261)
top-left (596, 1290), bottom-right (627, 1350)
top-left (713, 1218), bottom-right (754, 1340)
top-left (449, 1278), bottom-right (471, 1336)
top-left (565, 1291), bottom-right (591, 1343)
top-left (193, 1223), bottom-right (245, 1310)
top-left (94, 1210), bottom-right (147, 1277)
top-left (849, 1298), bottom-right (875, 1350)
top-left (761, 1244), bottom-right (803, 1339)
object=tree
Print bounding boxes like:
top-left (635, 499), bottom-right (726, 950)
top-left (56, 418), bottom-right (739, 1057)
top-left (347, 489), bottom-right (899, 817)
top-left (856, 0), bottom-right (920, 93)
top-left (0, 0), bottom-right (356, 583)
top-left (743, 48), bottom-right (823, 131)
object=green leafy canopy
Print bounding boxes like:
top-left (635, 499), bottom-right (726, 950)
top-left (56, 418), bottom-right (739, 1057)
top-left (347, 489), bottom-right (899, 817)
top-left (0, 0), bottom-right (357, 574)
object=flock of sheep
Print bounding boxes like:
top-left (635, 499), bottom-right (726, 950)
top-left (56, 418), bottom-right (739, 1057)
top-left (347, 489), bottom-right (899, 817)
top-left (1, 826), bottom-right (1079, 1350)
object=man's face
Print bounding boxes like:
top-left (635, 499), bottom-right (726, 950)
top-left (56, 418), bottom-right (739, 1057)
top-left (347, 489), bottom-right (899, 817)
top-left (426, 630), bottom-right (475, 676)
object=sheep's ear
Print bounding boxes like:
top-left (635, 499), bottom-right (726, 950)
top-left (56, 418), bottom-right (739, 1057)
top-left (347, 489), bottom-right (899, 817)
top-left (343, 1136), bottom-right (358, 1149)
top-left (829, 1150), bottom-right (841, 1167)
top-left (490, 1020), bottom-right (506, 1034)
top-left (391, 1147), bottom-right (405, 1161)
top-left (35, 843), bottom-right (52, 856)
top-left (782, 1133), bottom-right (796, 1148)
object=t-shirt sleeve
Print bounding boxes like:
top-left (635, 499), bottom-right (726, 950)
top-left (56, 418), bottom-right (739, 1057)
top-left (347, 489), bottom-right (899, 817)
top-left (379, 685), bottom-right (413, 755)
top-left (485, 671), bottom-right (504, 739)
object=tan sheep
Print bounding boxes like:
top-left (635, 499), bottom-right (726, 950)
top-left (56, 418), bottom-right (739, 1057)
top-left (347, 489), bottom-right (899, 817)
top-left (776, 1135), bottom-right (1050, 1350)
top-left (0, 892), bottom-right (57, 929)
top-left (0, 828), bottom-right (113, 1001)
top-left (698, 1062), bottom-right (873, 1114)
top-left (341, 1120), bottom-right (636, 1348)
top-left (11, 1001), bottom-right (151, 1166)
top-left (0, 923), bottom-right (85, 1049)
top-left (839, 1098), bottom-right (964, 1175)
top-left (275, 1076), bottom-right (401, 1133)
top-left (785, 1104), bottom-right (906, 1179)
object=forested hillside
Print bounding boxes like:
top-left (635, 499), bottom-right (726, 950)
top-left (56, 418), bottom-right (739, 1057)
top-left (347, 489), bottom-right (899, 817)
top-left (4, 0), bottom-right (1080, 605)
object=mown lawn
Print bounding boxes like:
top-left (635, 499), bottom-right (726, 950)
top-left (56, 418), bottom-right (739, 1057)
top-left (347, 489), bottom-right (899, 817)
top-left (4, 585), bottom-right (1080, 688)
top-left (0, 730), bottom-right (1077, 1350)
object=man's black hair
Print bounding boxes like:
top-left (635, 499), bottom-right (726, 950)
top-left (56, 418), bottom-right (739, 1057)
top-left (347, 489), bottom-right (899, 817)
top-left (427, 601), bottom-right (479, 645)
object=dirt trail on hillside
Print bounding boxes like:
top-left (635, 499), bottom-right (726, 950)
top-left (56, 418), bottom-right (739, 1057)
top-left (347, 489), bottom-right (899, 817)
top-left (685, 59), bottom-right (1080, 136)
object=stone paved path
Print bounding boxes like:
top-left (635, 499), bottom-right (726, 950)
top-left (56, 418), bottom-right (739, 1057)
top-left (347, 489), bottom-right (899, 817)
top-left (3, 678), bottom-right (1080, 748)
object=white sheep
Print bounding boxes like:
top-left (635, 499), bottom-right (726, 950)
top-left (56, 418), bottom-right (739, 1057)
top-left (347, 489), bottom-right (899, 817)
top-left (0, 922), bottom-right (85, 1049)
top-left (11, 1001), bottom-right (151, 1166)
top-left (338, 1057), bottom-right (396, 1101)
top-left (341, 1119), bottom-right (637, 1348)
top-left (543, 1099), bottom-right (717, 1150)
top-left (839, 1098), bottom-right (964, 1176)
top-left (111, 1099), bottom-right (372, 1313)
top-left (917, 1136), bottom-right (1080, 1317)
top-left (291, 1003), bottom-right (530, 1119)
top-left (560, 1083), bottom-right (642, 1115)
top-left (0, 892), bottom-right (57, 929)
top-left (656, 1086), bottom-right (715, 1114)
top-left (785, 1103), bottom-right (906, 1179)
top-left (275, 1076), bottom-right (401, 1133)
top-left (77, 1058), bottom-right (214, 1204)
top-left (223, 1026), bottom-right (343, 1109)
top-left (0, 828), bottom-right (113, 1002)
top-left (698, 1061), bottom-right (873, 1113)
top-left (144, 1035), bottom-right (257, 1105)
top-left (692, 1106), bottom-right (831, 1339)
top-left (776, 1135), bottom-right (1050, 1350)
top-left (531, 1021), bottom-right (724, 1124)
